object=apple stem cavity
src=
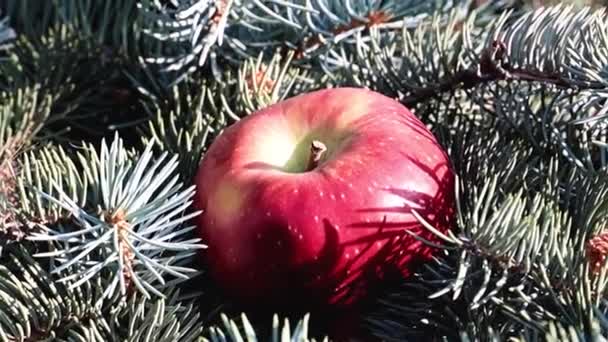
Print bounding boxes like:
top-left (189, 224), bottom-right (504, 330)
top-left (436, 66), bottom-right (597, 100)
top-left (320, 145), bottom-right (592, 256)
top-left (306, 140), bottom-right (327, 171)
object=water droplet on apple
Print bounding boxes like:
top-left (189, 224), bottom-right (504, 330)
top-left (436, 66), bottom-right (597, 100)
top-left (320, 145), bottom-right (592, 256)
top-left (355, 248), bottom-right (360, 255)
top-left (340, 193), bottom-right (346, 199)
top-left (348, 183), bottom-right (353, 188)
top-left (277, 241), bottom-right (282, 247)
top-left (330, 194), bottom-right (336, 200)
top-left (293, 189), bottom-right (299, 194)
top-left (298, 234), bottom-right (303, 240)
top-left (376, 242), bottom-right (382, 248)
top-left (316, 275), bottom-right (321, 281)
top-left (346, 269), bottom-right (351, 275)
top-left (319, 191), bottom-right (324, 197)
top-left (314, 216), bottom-right (319, 222)
top-left (345, 253), bottom-right (350, 259)
top-left (367, 186), bottom-right (373, 192)
top-left (335, 225), bottom-right (340, 230)
top-left (266, 211), bottom-right (271, 217)
top-left (257, 233), bottom-right (262, 239)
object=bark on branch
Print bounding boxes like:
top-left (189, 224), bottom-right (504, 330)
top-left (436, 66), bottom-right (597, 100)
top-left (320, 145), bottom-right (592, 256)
top-left (402, 40), bottom-right (578, 107)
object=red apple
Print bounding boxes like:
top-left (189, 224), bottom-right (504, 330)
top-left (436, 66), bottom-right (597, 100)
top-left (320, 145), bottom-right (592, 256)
top-left (194, 87), bottom-right (455, 308)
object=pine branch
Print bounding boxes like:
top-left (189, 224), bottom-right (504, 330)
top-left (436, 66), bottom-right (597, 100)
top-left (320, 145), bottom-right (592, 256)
top-left (0, 244), bottom-right (121, 341)
top-left (364, 124), bottom-right (568, 339)
top-left (364, 79), bottom-right (608, 338)
top-left (1, 1), bottom-right (166, 144)
top-left (139, 78), bottom-right (222, 183)
top-left (0, 144), bottom-right (20, 248)
top-left (335, 4), bottom-right (608, 129)
top-left (2, 0), bottom-right (146, 53)
top-left (343, 4), bottom-right (608, 174)
top-left (284, 0), bottom-right (469, 67)
top-left (0, 244), bottom-right (203, 341)
top-left (138, 0), bottom-right (473, 84)
top-left (542, 317), bottom-right (607, 342)
top-left (0, 86), bottom-right (55, 248)
top-left (314, 3), bottom-right (504, 95)
top-left (15, 145), bottom-right (86, 226)
top-left (0, 27), bottom-right (145, 144)
top-left (203, 312), bottom-right (327, 342)
top-left (399, 5), bottom-right (608, 106)
top-left (117, 290), bottom-right (203, 342)
top-left (0, 11), bottom-right (15, 54)
top-left (343, 6), bottom-right (608, 170)
top-left (138, 0), bottom-right (313, 84)
top-left (367, 144), bottom-right (608, 340)
top-left (214, 50), bottom-right (324, 118)
top-left (24, 134), bottom-right (205, 302)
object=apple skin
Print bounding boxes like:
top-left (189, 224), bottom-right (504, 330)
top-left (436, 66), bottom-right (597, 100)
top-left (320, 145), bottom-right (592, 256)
top-left (194, 87), bottom-right (455, 308)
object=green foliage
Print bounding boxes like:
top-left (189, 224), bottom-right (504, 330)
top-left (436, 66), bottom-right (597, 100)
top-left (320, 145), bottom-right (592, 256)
top-left (0, 85), bottom-right (54, 247)
top-left (26, 134), bottom-right (205, 301)
top-left (0, 11), bottom-right (14, 53)
top-left (361, 4), bottom-right (608, 340)
top-left (0, 245), bottom-right (117, 341)
top-left (4, 0), bottom-right (608, 341)
top-left (138, 77), bottom-right (225, 183)
top-left (2, 0), bottom-right (143, 50)
top-left (138, 0), bottom-right (477, 84)
top-left (118, 289), bottom-right (203, 342)
top-left (203, 313), bottom-right (326, 342)
top-left (0, 244), bottom-right (203, 341)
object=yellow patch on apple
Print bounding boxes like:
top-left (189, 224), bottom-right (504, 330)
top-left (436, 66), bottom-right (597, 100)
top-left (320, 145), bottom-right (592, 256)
top-left (210, 180), bottom-right (246, 225)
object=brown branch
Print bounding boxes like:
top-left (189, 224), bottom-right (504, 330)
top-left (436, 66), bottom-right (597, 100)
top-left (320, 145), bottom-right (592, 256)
top-left (587, 230), bottom-right (608, 274)
top-left (401, 40), bottom-right (579, 108)
top-left (105, 208), bottom-right (135, 294)
top-left (294, 11), bottom-right (393, 59)
top-left (245, 65), bottom-right (275, 95)
top-left (0, 130), bottom-right (31, 243)
top-left (211, 0), bottom-right (229, 25)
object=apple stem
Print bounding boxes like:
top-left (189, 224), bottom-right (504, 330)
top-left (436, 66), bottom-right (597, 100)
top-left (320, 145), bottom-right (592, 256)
top-left (306, 140), bottom-right (327, 171)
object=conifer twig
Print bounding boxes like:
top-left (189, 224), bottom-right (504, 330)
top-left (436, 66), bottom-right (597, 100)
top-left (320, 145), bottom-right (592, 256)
top-left (0, 12), bottom-right (15, 51)
top-left (26, 134), bottom-right (206, 303)
top-left (401, 39), bottom-right (581, 107)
